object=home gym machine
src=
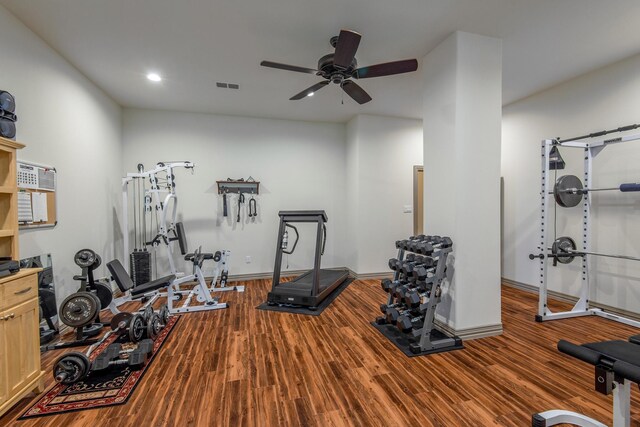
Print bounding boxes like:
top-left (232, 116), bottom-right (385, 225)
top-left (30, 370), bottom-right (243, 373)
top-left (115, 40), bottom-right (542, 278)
top-left (532, 336), bottom-right (640, 427)
top-left (122, 162), bottom-right (239, 314)
top-left (374, 235), bottom-right (462, 355)
top-left (122, 161), bottom-right (195, 283)
top-left (529, 124), bottom-right (640, 328)
top-left (267, 210), bottom-right (349, 309)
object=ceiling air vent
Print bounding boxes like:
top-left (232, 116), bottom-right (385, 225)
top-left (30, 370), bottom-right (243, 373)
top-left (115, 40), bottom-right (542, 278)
top-left (216, 82), bottom-right (239, 89)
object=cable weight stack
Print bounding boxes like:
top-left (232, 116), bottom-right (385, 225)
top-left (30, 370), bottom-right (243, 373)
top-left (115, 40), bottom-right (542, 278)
top-left (129, 250), bottom-right (151, 286)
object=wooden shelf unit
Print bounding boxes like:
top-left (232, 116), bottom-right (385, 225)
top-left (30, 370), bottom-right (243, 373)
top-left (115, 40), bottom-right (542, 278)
top-left (0, 269), bottom-right (45, 416)
top-left (0, 137), bottom-right (24, 259)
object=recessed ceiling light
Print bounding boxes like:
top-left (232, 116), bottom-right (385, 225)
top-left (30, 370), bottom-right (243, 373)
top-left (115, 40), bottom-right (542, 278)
top-left (146, 73), bottom-right (162, 82)
top-left (307, 92), bottom-right (314, 97)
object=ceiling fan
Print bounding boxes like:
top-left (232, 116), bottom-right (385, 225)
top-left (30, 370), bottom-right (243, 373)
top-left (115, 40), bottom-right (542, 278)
top-left (260, 29), bottom-right (418, 105)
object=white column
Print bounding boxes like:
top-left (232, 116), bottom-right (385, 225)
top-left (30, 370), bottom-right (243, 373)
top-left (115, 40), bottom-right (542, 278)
top-left (422, 32), bottom-right (503, 335)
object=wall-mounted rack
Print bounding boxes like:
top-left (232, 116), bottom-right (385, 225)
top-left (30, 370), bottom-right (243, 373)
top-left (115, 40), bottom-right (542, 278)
top-left (17, 161), bottom-right (58, 230)
top-left (216, 179), bottom-right (260, 195)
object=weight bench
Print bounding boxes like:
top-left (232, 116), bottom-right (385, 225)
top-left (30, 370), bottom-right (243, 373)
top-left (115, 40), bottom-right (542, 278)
top-left (532, 336), bottom-right (640, 427)
top-left (174, 222), bottom-right (243, 293)
top-left (106, 259), bottom-right (175, 313)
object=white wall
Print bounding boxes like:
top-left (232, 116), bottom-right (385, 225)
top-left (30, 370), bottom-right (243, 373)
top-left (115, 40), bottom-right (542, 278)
top-left (346, 114), bottom-right (423, 274)
top-left (502, 53), bottom-right (640, 313)
top-left (423, 32), bottom-right (503, 333)
top-left (123, 110), bottom-right (422, 278)
top-left (122, 109), bottom-right (347, 277)
top-left (1, 5), bottom-right (123, 301)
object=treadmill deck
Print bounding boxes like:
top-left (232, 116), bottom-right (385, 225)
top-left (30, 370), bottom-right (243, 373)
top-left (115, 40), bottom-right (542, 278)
top-left (268, 268), bottom-right (349, 307)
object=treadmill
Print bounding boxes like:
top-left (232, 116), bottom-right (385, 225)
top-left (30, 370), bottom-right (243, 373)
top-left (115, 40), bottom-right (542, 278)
top-left (267, 210), bottom-right (349, 309)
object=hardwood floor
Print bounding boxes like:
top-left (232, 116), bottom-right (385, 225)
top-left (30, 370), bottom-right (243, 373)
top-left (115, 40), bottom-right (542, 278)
top-left (1, 279), bottom-right (639, 426)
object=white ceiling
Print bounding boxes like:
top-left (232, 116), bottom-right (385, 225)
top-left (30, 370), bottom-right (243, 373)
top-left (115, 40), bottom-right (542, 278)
top-left (2, 0), bottom-right (640, 123)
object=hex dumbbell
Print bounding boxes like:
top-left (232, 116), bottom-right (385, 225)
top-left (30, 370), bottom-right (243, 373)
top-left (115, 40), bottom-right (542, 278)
top-left (91, 339), bottom-right (154, 372)
top-left (404, 287), bottom-right (431, 308)
top-left (397, 313), bottom-right (426, 331)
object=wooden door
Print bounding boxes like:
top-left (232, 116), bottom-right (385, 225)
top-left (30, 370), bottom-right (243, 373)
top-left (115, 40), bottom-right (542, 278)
top-left (413, 166), bottom-right (424, 235)
top-left (3, 298), bottom-right (40, 397)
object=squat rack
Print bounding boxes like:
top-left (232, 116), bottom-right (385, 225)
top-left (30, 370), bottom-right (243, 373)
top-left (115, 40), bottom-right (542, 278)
top-left (534, 126), bottom-right (640, 327)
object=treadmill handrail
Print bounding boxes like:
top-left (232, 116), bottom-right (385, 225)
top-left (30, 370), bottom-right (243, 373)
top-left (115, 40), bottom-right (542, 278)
top-left (283, 223), bottom-right (299, 255)
top-left (278, 210), bottom-right (328, 222)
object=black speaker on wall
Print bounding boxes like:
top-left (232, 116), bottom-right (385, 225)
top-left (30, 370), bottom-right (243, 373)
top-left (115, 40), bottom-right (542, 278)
top-left (0, 90), bottom-right (17, 140)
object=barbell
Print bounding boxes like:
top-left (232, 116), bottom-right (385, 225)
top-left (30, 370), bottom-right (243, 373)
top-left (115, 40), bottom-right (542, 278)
top-left (529, 236), bottom-right (640, 264)
top-left (551, 174), bottom-right (640, 208)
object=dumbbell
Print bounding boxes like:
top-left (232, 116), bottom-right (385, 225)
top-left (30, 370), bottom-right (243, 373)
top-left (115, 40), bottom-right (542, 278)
top-left (397, 313), bottom-right (426, 332)
top-left (388, 253), bottom-right (417, 271)
top-left (400, 237), bottom-right (439, 255)
top-left (386, 306), bottom-right (420, 324)
top-left (404, 287), bottom-right (431, 308)
top-left (412, 262), bottom-right (437, 281)
top-left (91, 339), bottom-right (154, 372)
top-left (395, 236), bottom-right (425, 250)
top-left (380, 302), bottom-right (405, 314)
top-left (381, 279), bottom-right (406, 294)
top-left (401, 256), bottom-right (437, 277)
top-left (400, 256), bottom-right (427, 276)
top-left (428, 236), bottom-right (453, 249)
top-left (396, 234), bottom-right (427, 251)
top-left (392, 284), bottom-right (417, 299)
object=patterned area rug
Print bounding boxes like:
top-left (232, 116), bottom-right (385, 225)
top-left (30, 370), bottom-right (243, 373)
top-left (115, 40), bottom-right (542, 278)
top-left (19, 316), bottom-right (180, 419)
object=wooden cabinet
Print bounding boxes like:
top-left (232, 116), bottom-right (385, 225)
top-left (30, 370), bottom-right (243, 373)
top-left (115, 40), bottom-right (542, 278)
top-left (0, 136), bottom-right (24, 259)
top-left (0, 269), bottom-right (45, 416)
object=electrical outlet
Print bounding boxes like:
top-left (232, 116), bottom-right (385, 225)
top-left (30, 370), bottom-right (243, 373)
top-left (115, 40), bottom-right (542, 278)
top-left (245, 256), bottom-right (252, 264)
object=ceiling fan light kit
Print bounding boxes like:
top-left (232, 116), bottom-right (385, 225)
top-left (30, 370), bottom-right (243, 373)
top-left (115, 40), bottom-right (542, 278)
top-left (261, 29), bottom-right (418, 104)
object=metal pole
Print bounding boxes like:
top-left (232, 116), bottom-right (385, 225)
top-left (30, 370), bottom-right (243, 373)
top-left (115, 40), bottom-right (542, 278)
top-left (565, 249), bottom-right (640, 263)
top-left (549, 187), bottom-right (620, 194)
top-left (537, 140), bottom-right (552, 320)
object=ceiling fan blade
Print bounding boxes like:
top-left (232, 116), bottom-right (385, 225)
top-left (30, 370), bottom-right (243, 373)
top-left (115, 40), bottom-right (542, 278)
top-left (353, 59), bottom-right (418, 79)
top-left (333, 29), bottom-right (361, 69)
top-left (261, 61), bottom-right (317, 75)
top-left (290, 81), bottom-right (330, 100)
top-left (341, 80), bottom-right (372, 104)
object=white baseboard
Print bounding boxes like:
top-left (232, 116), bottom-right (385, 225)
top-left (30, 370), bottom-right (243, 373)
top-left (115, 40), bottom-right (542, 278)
top-left (501, 277), bottom-right (640, 322)
top-left (221, 267), bottom-right (358, 282)
top-left (436, 320), bottom-right (503, 341)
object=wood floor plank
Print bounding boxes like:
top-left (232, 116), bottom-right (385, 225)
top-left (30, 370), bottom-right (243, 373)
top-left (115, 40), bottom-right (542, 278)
top-left (2, 279), bottom-right (640, 426)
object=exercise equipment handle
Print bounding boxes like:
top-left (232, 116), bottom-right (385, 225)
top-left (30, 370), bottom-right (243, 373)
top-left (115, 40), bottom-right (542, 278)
top-left (557, 340), bottom-right (601, 365)
top-left (223, 193), bottom-right (228, 217)
top-left (282, 223), bottom-right (299, 255)
top-left (619, 183), bottom-right (640, 192)
top-left (613, 359), bottom-right (640, 384)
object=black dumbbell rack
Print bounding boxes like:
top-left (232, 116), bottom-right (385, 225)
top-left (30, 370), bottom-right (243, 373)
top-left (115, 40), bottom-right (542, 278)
top-left (372, 235), bottom-right (463, 356)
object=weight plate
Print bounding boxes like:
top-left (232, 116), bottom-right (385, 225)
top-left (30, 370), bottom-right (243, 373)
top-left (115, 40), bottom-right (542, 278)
top-left (159, 304), bottom-right (170, 325)
top-left (552, 236), bottom-right (577, 264)
top-left (111, 312), bottom-right (133, 331)
top-left (93, 282), bottom-right (113, 309)
top-left (146, 313), bottom-right (162, 340)
top-left (59, 292), bottom-right (99, 327)
top-left (0, 119), bottom-right (16, 139)
top-left (87, 290), bottom-right (102, 312)
top-left (0, 91), bottom-right (15, 112)
top-left (74, 249), bottom-right (97, 269)
top-left (53, 352), bottom-right (90, 384)
top-left (142, 305), bottom-right (154, 322)
top-left (554, 174), bottom-right (584, 208)
top-left (93, 254), bottom-right (102, 270)
top-left (129, 313), bottom-right (146, 343)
